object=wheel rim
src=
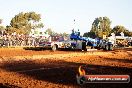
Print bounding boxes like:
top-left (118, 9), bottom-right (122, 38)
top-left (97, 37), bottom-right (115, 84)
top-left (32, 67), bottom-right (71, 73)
top-left (110, 45), bottom-right (113, 50)
top-left (106, 45), bottom-right (108, 50)
top-left (52, 45), bottom-right (56, 51)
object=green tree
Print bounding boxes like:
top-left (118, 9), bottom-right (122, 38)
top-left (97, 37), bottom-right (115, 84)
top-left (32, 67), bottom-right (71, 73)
top-left (0, 26), bottom-right (5, 35)
top-left (8, 12), bottom-right (43, 34)
top-left (45, 28), bottom-right (53, 35)
top-left (59, 32), bottom-right (69, 37)
top-left (83, 32), bottom-right (96, 38)
top-left (0, 26), bottom-right (5, 30)
top-left (45, 28), bottom-right (63, 36)
top-left (91, 17), bottom-right (112, 38)
top-left (6, 26), bottom-right (17, 34)
top-left (0, 19), bottom-right (6, 35)
top-left (112, 25), bottom-right (132, 36)
top-left (62, 32), bottom-right (69, 36)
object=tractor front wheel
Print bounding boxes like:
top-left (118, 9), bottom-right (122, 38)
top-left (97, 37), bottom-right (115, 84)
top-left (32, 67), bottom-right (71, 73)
top-left (108, 44), bottom-right (113, 50)
top-left (105, 45), bottom-right (109, 51)
top-left (52, 44), bottom-right (58, 51)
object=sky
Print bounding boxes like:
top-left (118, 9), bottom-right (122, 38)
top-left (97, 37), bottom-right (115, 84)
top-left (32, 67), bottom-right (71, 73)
top-left (0, 0), bottom-right (132, 35)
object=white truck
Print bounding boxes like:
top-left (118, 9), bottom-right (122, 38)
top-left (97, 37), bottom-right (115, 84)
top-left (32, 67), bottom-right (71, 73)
top-left (51, 40), bottom-right (85, 51)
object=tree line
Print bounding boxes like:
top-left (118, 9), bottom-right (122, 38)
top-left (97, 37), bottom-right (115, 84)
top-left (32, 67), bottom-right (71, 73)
top-left (0, 11), bottom-right (69, 37)
top-left (83, 16), bottom-right (132, 38)
top-left (0, 12), bottom-right (132, 38)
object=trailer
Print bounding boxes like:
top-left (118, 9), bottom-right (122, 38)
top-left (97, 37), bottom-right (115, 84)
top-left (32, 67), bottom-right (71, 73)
top-left (51, 40), bottom-right (86, 51)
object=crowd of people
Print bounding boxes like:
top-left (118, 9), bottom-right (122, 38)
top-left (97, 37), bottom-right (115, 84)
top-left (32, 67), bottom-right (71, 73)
top-left (0, 33), bottom-right (41, 47)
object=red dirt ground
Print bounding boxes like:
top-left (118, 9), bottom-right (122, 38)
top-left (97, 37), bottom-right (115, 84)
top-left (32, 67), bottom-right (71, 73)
top-left (0, 47), bottom-right (132, 88)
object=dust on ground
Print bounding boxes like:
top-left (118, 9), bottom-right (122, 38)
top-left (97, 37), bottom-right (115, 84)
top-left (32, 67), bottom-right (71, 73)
top-left (0, 47), bottom-right (132, 88)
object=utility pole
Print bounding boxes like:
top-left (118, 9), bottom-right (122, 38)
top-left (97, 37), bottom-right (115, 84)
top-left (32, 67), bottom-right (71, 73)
top-left (72, 19), bottom-right (76, 34)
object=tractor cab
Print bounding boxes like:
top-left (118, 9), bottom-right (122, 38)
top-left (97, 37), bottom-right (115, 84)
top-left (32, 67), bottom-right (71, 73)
top-left (70, 29), bottom-right (81, 40)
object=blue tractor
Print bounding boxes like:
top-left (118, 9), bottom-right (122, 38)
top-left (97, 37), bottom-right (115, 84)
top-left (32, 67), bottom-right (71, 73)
top-left (70, 30), bottom-right (113, 51)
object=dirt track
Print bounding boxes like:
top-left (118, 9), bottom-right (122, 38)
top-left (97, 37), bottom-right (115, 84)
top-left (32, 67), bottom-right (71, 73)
top-left (0, 47), bottom-right (132, 88)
